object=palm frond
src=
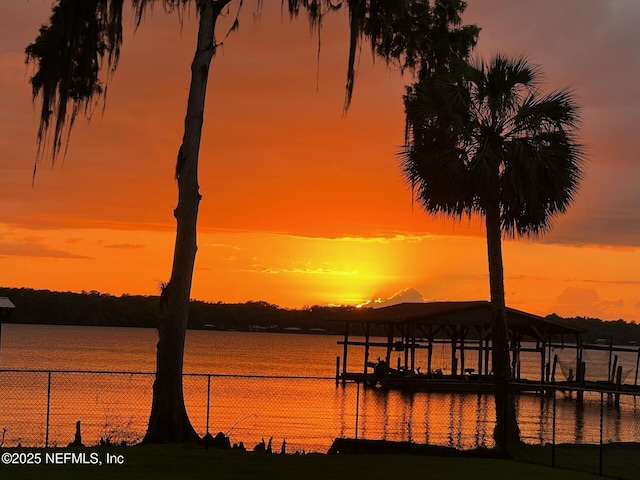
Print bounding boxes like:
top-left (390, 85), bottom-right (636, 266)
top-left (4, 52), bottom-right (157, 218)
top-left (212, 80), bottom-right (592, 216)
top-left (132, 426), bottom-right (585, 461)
top-left (513, 88), bottom-right (580, 135)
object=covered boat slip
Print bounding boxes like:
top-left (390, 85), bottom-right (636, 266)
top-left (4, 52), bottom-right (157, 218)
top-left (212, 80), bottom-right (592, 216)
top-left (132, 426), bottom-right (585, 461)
top-left (329, 301), bottom-right (640, 395)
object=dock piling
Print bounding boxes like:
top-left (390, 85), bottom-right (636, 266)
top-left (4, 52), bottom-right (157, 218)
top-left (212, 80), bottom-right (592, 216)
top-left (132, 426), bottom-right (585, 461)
top-left (577, 362), bottom-right (586, 404)
top-left (610, 355), bottom-right (618, 383)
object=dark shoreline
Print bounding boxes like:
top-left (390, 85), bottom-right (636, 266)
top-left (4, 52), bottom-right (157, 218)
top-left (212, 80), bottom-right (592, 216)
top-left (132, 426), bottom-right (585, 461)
top-left (1, 287), bottom-right (639, 344)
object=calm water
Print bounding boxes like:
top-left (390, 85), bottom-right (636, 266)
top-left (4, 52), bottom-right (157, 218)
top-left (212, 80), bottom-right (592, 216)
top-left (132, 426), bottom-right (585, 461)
top-left (0, 324), bottom-right (638, 451)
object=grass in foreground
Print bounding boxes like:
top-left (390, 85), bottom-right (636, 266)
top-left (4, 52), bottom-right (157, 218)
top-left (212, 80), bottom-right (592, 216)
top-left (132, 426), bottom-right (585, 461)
top-left (0, 446), bottom-right (606, 480)
top-left (515, 442), bottom-right (640, 480)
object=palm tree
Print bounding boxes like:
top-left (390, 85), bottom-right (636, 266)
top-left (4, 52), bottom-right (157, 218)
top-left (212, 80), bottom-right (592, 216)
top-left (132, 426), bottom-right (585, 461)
top-left (401, 54), bottom-right (584, 450)
top-left (25, 0), bottom-right (477, 443)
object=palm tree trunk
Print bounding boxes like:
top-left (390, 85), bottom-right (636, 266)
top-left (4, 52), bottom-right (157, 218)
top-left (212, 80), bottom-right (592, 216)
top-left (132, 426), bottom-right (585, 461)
top-left (143, 0), bottom-right (225, 444)
top-left (485, 199), bottom-right (521, 451)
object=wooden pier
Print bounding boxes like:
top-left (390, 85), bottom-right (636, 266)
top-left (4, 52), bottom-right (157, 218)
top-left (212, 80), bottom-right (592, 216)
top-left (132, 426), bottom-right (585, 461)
top-left (329, 302), bottom-right (640, 399)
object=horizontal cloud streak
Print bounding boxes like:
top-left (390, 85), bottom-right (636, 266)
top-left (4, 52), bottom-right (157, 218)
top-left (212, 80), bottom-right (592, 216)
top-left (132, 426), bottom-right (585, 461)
top-left (0, 242), bottom-right (92, 260)
top-left (104, 243), bottom-right (145, 249)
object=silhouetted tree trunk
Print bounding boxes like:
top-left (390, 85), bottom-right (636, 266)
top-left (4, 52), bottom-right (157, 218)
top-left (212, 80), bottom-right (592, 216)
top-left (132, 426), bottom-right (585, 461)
top-left (485, 197), bottom-right (521, 451)
top-left (143, 0), bottom-right (228, 444)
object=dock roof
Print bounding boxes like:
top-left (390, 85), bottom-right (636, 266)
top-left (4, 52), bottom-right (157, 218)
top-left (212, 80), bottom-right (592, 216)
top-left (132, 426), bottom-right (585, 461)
top-left (0, 297), bottom-right (16, 309)
top-left (329, 301), bottom-right (583, 338)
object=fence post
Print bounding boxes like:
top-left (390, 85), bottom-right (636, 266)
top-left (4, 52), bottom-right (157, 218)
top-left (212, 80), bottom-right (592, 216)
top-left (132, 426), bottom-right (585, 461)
top-left (45, 371), bottom-right (51, 448)
top-left (552, 386), bottom-right (556, 468)
top-left (355, 381), bottom-right (360, 443)
top-left (206, 374), bottom-right (211, 437)
top-left (503, 381), bottom-right (508, 452)
top-left (635, 348), bottom-right (639, 386)
top-left (599, 391), bottom-right (604, 476)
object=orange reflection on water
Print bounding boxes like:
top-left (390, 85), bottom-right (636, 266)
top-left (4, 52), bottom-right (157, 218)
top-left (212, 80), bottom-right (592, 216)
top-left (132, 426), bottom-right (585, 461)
top-left (1, 326), bottom-right (639, 450)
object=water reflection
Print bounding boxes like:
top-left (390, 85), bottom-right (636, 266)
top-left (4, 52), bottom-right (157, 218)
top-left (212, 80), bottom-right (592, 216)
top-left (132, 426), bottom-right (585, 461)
top-left (403, 391), bottom-right (414, 443)
top-left (1, 371), bottom-right (639, 451)
top-left (1, 325), bottom-right (639, 452)
top-left (334, 383), bottom-right (348, 440)
top-left (605, 395), bottom-right (622, 443)
top-left (352, 387), bottom-right (496, 449)
top-left (346, 385), bottom-right (639, 451)
top-left (574, 399), bottom-right (585, 442)
top-left (509, 391), bottom-right (635, 446)
top-left (424, 394), bottom-right (432, 445)
top-left (447, 395), bottom-right (456, 446)
top-left (474, 394), bottom-right (490, 447)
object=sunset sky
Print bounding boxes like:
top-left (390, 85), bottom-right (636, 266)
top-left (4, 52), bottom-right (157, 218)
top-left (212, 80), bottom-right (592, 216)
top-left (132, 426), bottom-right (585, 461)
top-left (1, 0), bottom-right (638, 321)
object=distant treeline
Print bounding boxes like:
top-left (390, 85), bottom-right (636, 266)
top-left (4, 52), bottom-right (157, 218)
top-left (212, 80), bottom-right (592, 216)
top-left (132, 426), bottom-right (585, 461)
top-left (545, 314), bottom-right (640, 346)
top-left (0, 287), bottom-right (350, 335)
top-left (1, 287), bottom-right (639, 344)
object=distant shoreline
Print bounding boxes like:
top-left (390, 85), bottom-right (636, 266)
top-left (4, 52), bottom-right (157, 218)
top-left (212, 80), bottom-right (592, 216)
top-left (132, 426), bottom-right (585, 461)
top-left (1, 321), bottom-right (338, 336)
top-left (1, 287), bottom-right (639, 344)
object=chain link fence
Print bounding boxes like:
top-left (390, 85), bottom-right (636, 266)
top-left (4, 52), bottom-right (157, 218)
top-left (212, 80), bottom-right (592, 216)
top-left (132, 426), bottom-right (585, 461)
top-left (512, 384), bottom-right (640, 479)
top-left (0, 370), bottom-right (357, 452)
top-left (0, 370), bottom-right (638, 476)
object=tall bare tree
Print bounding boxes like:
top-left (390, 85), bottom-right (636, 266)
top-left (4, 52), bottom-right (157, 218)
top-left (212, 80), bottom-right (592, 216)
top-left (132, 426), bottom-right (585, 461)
top-left (26, 0), bottom-right (477, 443)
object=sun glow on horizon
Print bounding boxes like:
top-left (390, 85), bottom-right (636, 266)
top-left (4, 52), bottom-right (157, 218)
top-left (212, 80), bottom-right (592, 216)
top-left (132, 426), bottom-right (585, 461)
top-left (1, 220), bottom-right (638, 321)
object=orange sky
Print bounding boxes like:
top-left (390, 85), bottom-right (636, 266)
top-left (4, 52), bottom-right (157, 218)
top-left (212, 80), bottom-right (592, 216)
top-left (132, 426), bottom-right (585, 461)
top-left (1, 0), bottom-right (638, 321)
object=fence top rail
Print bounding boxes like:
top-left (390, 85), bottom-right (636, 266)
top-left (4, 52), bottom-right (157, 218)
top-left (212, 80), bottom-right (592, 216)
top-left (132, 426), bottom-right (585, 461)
top-left (1, 369), bottom-right (636, 395)
top-left (0, 368), bottom-right (334, 381)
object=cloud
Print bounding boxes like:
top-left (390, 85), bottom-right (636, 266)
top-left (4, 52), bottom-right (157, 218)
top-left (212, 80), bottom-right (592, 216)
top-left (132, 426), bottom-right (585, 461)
top-left (579, 278), bottom-right (640, 286)
top-left (0, 242), bottom-right (92, 260)
top-left (104, 243), bottom-right (145, 249)
top-left (205, 243), bottom-right (242, 251)
top-left (1, 215), bottom-right (175, 233)
top-left (557, 287), bottom-right (600, 305)
top-left (249, 264), bottom-right (280, 275)
top-left (245, 263), bottom-right (357, 276)
top-left (333, 234), bottom-right (428, 244)
top-left (551, 286), bottom-right (627, 320)
top-left (358, 287), bottom-right (426, 308)
top-left (282, 268), bottom-right (358, 276)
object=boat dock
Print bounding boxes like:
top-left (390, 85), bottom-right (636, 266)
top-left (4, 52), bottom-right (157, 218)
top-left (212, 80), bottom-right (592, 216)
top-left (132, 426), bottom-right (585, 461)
top-left (328, 302), bottom-right (640, 400)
